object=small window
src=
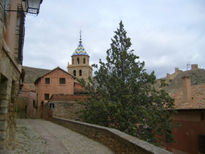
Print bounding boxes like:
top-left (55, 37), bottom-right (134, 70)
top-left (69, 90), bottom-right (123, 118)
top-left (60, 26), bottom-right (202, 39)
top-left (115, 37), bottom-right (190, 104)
top-left (73, 70), bottom-right (76, 76)
top-left (33, 100), bottom-right (35, 108)
top-left (72, 58), bottom-right (74, 64)
top-left (79, 70), bottom-right (82, 76)
top-left (59, 78), bottom-right (66, 84)
top-left (44, 94), bottom-right (49, 100)
top-left (77, 57), bottom-right (80, 64)
top-left (83, 58), bottom-right (86, 64)
top-left (49, 103), bottom-right (55, 109)
top-left (45, 78), bottom-right (50, 84)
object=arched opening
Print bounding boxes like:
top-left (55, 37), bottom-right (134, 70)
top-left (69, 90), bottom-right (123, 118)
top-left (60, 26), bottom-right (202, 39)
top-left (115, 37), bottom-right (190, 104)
top-left (73, 70), bottom-right (76, 76)
top-left (79, 70), bottom-right (82, 76)
top-left (83, 58), bottom-right (86, 64)
top-left (77, 57), bottom-right (80, 64)
top-left (72, 58), bottom-right (74, 64)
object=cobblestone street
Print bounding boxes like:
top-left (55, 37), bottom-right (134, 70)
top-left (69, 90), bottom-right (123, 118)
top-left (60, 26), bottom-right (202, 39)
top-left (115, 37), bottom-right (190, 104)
top-left (13, 119), bottom-right (113, 154)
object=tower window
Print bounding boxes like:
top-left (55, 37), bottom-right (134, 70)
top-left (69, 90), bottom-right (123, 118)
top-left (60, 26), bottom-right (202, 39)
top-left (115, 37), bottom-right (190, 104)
top-left (83, 58), bottom-right (86, 64)
top-left (77, 57), bottom-right (80, 64)
top-left (45, 78), bottom-right (50, 84)
top-left (79, 70), bottom-right (82, 76)
top-left (59, 78), bottom-right (66, 84)
top-left (73, 70), bottom-right (76, 76)
top-left (72, 58), bottom-right (74, 64)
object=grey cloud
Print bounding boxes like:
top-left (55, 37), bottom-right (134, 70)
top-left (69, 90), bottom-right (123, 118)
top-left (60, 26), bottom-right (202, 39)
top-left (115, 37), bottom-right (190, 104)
top-left (23, 0), bottom-right (205, 79)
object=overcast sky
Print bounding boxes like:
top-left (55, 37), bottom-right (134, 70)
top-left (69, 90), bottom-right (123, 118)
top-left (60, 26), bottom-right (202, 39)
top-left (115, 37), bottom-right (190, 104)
top-left (23, 0), bottom-right (205, 78)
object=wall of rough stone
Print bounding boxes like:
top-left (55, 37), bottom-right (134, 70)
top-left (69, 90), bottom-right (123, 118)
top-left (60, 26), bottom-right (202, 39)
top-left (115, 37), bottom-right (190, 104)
top-left (0, 54), bottom-right (20, 150)
top-left (52, 101), bottom-right (84, 120)
top-left (0, 0), bottom-right (22, 150)
top-left (51, 117), bottom-right (172, 154)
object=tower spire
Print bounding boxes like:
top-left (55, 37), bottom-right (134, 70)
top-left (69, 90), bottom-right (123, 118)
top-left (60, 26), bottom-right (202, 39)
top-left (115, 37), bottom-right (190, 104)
top-left (79, 30), bottom-right (82, 45)
top-left (72, 31), bottom-right (89, 56)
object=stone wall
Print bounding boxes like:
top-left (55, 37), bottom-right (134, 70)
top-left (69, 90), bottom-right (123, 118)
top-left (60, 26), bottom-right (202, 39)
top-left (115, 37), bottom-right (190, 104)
top-left (0, 0), bottom-right (23, 150)
top-left (49, 94), bottom-right (88, 120)
top-left (0, 51), bottom-right (20, 150)
top-left (51, 117), bottom-right (172, 154)
top-left (52, 101), bottom-right (84, 120)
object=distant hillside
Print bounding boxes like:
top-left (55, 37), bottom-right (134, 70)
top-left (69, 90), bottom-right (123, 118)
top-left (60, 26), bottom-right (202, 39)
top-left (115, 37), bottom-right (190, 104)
top-left (23, 66), bottom-right (50, 83)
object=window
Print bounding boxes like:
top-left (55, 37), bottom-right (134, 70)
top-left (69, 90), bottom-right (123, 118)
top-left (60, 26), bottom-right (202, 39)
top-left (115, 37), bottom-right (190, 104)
top-left (44, 93), bottom-right (49, 100)
top-left (59, 78), bottom-right (66, 84)
top-left (79, 70), bottom-right (82, 76)
top-left (45, 78), bottom-right (50, 84)
top-left (33, 100), bottom-right (36, 108)
top-left (49, 103), bottom-right (55, 109)
top-left (73, 70), bottom-right (76, 76)
top-left (77, 57), bottom-right (80, 64)
top-left (83, 58), bottom-right (86, 64)
top-left (72, 58), bottom-right (74, 64)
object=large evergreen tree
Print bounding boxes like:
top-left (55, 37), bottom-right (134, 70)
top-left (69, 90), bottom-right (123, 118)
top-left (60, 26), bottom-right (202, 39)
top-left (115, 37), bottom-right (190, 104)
top-left (80, 21), bottom-right (175, 145)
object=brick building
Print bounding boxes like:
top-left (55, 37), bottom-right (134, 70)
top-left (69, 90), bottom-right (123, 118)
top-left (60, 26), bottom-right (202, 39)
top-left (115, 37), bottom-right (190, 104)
top-left (35, 67), bottom-right (75, 107)
top-left (163, 64), bottom-right (205, 154)
top-left (67, 32), bottom-right (92, 83)
top-left (17, 66), bottom-right (50, 118)
top-left (0, 0), bottom-right (43, 150)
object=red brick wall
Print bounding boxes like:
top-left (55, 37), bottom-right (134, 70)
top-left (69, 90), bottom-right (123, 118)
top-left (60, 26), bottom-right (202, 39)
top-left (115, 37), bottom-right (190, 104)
top-left (166, 110), bottom-right (205, 154)
top-left (74, 82), bottom-right (85, 94)
top-left (35, 69), bottom-right (75, 106)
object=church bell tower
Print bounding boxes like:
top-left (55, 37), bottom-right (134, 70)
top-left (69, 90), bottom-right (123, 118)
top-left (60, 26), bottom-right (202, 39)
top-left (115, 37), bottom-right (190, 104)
top-left (67, 31), bottom-right (92, 83)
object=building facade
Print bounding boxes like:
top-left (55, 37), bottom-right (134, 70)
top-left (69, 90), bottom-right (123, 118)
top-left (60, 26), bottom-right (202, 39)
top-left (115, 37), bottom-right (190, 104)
top-left (0, 0), bottom-right (43, 150)
top-left (163, 64), bottom-right (205, 154)
top-left (35, 67), bottom-right (75, 107)
top-left (0, 0), bottom-right (26, 150)
top-left (67, 33), bottom-right (92, 83)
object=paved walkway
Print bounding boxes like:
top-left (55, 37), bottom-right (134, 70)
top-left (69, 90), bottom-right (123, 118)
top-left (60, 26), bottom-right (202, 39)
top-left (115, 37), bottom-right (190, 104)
top-left (13, 119), bottom-right (113, 154)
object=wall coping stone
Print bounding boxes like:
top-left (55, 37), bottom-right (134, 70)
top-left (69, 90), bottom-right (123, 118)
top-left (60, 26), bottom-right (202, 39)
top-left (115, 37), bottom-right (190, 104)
top-left (52, 117), bottom-right (172, 154)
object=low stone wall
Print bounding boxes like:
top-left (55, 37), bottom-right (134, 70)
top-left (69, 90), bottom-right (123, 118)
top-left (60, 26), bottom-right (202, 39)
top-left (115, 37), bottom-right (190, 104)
top-left (52, 101), bottom-right (84, 120)
top-left (51, 117), bottom-right (172, 154)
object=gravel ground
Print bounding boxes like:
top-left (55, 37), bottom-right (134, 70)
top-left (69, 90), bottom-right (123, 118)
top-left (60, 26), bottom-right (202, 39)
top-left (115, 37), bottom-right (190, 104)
top-left (12, 119), bottom-right (113, 154)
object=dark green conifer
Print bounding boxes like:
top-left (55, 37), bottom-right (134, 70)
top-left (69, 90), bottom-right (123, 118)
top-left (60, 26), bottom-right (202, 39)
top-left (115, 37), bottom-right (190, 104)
top-left (80, 21), bottom-right (175, 145)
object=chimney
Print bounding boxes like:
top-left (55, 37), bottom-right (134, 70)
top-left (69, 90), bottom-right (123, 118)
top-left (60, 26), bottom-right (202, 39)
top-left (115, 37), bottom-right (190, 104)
top-left (191, 64), bottom-right (198, 70)
top-left (182, 76), bottom-right (192, 103)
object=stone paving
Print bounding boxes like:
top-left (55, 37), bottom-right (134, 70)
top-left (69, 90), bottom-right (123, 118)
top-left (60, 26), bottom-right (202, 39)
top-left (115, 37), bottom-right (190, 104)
top-left (12, 119), bottom-right (113, 154)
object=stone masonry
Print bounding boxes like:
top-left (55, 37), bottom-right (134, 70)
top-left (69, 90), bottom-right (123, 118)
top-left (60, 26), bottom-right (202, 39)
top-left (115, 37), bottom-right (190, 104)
top-left (0, 0), bottom-right (43, 150)
top-left (0, 0), bottom-right (21, 150)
